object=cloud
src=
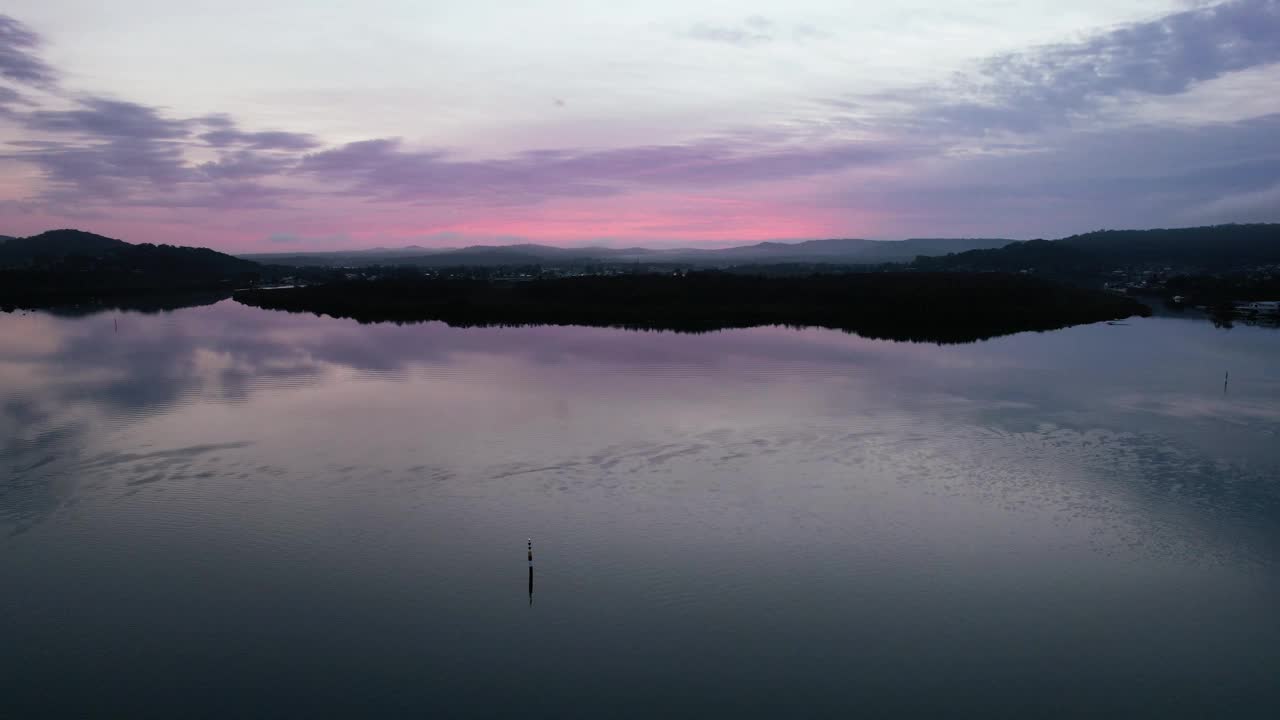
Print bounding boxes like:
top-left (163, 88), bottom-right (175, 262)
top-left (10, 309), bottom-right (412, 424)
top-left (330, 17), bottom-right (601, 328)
top-left (819, 112), bottom-right (1280, 236)
top-left (0, 85), bottom-right (23, 117)
top-left (1, 3), bottom-right (1277, 244)
top-left (197, 149), bottom-right (296, 180)
top-left (299, 136), bottom-right (912, 205)
top-left (6, 95), bottom-right (200, 204)
top-left (299, 139), bottom-right (616, 203)
top-left (791, 23), bottom-right (833, 43)
top-left (197, 113), bottom-right (236, 130)
top-left (1179, 181), bottom-right (1280, 223)
top-left (691, 25), bottom-right (768, 47)
top-left (679, 15), bottom-right (830, 48)
top-left (5, 136), bottom-right (192, 201)
top-left (128, 181), bottom-right (295, 210)
top-left (685, 18), bottom-right (774, 47)
top-left (0, 14), bottom-right (57, 87)
top-left (885, 0), bottom-right (1280, 135)
top-left (3, 134), bottom-right (305, 210)
top-left (200, 127), bottom-right (320, 151)
top-left (24, 97), bottom-right (190, 139)
top-left (1, 78), bottom-right (307, 207)
top-left (0, 27), bottom-right (308, 211)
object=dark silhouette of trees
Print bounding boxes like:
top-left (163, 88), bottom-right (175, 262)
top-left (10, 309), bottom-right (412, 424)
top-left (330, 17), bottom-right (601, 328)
top-left (233, 271), bottom-right (1151, 344)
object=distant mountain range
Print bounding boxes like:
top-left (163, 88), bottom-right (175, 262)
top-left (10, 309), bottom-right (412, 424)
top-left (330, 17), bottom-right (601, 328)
top-left (4, 224), bottom-right (1278, 284)
top-left (241, 237), bottom-right (1017, 267)
top-left (239, 225), bottom-right (1280, 271)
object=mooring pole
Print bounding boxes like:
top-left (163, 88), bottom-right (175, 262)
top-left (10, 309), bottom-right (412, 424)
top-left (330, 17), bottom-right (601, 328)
top-left (528, 538), bottom-right (534, 606)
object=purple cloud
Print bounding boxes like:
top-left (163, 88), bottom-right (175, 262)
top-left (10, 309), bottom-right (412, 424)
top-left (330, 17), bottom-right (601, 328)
top-left (24, 98), bottom-right (190, 139)
top-left (119, 181), bottom-right (296, 210)
top-left (299, 139), bottom-right (615, 204)
top-left (821, 112), bottom-right (1280, 236)
top-left (6, 94), bottom-right (201, 204)
top-left (200, 128), bottom-right (320, 151)
top-left (886, 0), bottom-right (1280, 135)
top-left (198, 150), bottom-right (296, 180)
top-left (0, 85), bottom-right (23, 117)
top-left (2, 2), bottom-right (1276, 242)
top-left (4, 89), bottom-right (312, 207)
top-left (4, 136), bottom-right (192, 202)
top-left (5, 135), bottom-right (310, 210)
top-left (299, 136), bottom-right (912, 204)
top-left (197, 113), bottom-right (236, 129)
top-left (0, 14), bottom-right (57, 87)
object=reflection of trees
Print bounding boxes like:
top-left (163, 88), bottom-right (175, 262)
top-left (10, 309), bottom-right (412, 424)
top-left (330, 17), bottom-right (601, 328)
top-left (2, 296), bottom-right (1277, 553)
top-left (35, 290), bottom-right (232, 317)
top-left (1211, 309), bottom-right (1280, 331)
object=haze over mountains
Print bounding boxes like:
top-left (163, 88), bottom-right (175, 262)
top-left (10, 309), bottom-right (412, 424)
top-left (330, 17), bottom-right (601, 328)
top-left (0, 223), bottom-right (1277, 283)
top-left (241, 237), bottom-right (1016, 267)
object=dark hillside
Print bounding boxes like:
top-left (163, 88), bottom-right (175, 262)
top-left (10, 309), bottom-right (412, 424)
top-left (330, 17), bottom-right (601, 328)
top-left (912, 224), bottom-right (1280, 279)
top-left (0, 229), bottom-right (131, 265)
top-left (0, 229), bottom-right (262, 309)
top-left (1057, 225), bottom-right (1280, 268)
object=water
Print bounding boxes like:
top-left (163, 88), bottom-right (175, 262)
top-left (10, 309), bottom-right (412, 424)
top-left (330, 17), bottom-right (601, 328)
top-left (2, 301), bottom-right (1278, 718)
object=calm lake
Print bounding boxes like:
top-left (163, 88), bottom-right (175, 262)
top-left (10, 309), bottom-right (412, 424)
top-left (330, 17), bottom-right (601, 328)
top-left (2, 301), bottom-right (1278, 718)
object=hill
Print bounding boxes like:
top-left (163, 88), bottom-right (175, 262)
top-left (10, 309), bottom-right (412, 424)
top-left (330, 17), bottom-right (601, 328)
top-left (0, 229), bottom-right (130, 265)
top-left (0, 229), bottom-right (263, 309)
top-left (1056, 225), bottom-right (1280, 268)
top-left (0, 229), bottom-right (258, 275)
top-left (912, 224), bottom-right (1280, 280)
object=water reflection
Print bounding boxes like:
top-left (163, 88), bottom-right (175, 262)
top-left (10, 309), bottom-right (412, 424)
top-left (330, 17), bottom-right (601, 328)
top-left (2, 301), bottom-right (1278, 548)
top-left (1, 300), bottom-right (1278, 716)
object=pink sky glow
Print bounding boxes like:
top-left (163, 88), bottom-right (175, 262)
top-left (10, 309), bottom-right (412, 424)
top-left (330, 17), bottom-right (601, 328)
top-left (2, 2), bottom-right (1279, 251)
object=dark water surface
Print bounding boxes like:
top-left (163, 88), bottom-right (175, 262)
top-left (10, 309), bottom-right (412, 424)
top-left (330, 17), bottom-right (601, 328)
top-left (2, 302), bottom-right (1278, 718)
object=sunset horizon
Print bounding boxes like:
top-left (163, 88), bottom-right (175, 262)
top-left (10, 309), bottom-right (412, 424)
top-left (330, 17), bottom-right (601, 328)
top-left (3, 1), bottom-right (1278, 252)
top-left (4, 4), bottom-right (1280, 717)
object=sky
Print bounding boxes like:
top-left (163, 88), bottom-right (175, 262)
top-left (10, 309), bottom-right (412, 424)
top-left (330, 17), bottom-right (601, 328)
top-left (1, 0), bottom-right (1278, 251)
